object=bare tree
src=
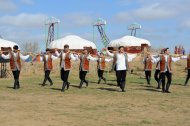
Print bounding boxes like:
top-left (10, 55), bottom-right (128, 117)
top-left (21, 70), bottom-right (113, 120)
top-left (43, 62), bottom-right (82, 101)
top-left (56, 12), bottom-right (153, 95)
top-left (20, 42), bottom-right (40, 53)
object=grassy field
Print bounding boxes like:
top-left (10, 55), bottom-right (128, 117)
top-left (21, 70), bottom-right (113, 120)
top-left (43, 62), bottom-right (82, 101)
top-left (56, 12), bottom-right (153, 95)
top-left (0, 58), bottom-right (190, 126)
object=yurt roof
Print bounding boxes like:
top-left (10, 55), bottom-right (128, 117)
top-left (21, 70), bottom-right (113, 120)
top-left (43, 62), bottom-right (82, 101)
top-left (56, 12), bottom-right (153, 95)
top-left (49, 35), bottom-right (97, 49)
top-left (0, 38), bottom-right (19, 49)
top-left (108, 35), bottom-right (151, 47)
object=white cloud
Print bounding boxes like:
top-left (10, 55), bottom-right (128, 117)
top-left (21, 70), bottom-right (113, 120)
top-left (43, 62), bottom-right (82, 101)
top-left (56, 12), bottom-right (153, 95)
top-left (114, 3), bottom-right (178, 23)
top-left (115, 0), bottom-right (190, 22)
top-left (64, 13), bottom-right (96, 27)
top-left (133, 3), bottom-right (177, 20)
top-left (21, 0), bottom-right (33, 5)
top-left (0, 0), bottom-right (17, 12)
top-left (0, 13), bottom-right (48, 28)
top-left (181, 19), bottom-right (190, 28)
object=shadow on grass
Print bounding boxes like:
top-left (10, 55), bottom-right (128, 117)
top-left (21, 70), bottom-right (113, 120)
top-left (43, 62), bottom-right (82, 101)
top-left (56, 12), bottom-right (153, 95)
top-left (139, 85), bottom-right (156, 88)
top-left (136, 88), bottom-right (162, 92)
top-left (97, 87), bottom-right (119, 92)
top-left (106, 83), bottom-right (117, 87)
top-left (172, 83), bottom-right (184, 86)
top-left (50, 88), bottom-right (62, 91)
top-left (70, 85), bottom-right (80, 88)
top-left (88, 81), bottom-right (97, 84)
top-left (7, 86), bottom-right (13, 89)
top-left (106, 79), bottom-right (116, 82)
top-left (129, 81), bottom-right (144, 84)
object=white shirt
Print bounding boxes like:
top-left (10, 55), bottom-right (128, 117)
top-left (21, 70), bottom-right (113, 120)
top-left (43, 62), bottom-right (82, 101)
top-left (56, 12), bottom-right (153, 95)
top-left (153, 55), bottom-right (181, 63)
top-left (98, 57), bottom-right (113, 62)
top-left (40, 54), bottom-right (58, 62)
top-left (152, 54), bottom-right (180, 72)
top-left (55, 51), bottom-right (78, 68)
top-left (1, 52), bottom-right (30, 71)
top-left (106, 50), bottom-right (136, 71)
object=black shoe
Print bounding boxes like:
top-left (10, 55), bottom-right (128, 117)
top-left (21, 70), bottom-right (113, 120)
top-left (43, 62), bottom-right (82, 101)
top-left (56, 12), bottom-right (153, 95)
top-left (103, 78), bottom-right (107, 84)
top-left (79, 81), bottom-right (83, 88)
top-left (184, 83), bottom-right (187, 86)
top-left (41, 84), bottom-right (45, 87)
top-left (157, 87), bottom-right (161, 89)
top-left (67, 82), bottom-right (70, 90)
top-left (121, 89), bottom-right (126, 92)
top-left (84, 80), bottom-right (88, 87)
top-left (165, 90), bottom-right (171, 93)
top-left (97, 79), bottom-right (101, 84)
top-left (61, 82), bottom-right (67, 92)
top-left (50, 83), bottom-right (53, 86)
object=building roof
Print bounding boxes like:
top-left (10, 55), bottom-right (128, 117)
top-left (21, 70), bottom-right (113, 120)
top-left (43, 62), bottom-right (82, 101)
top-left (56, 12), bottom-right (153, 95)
top-left (108, 35), bottom-right (151, 47)
top-left (0, 38), bottom-right (19, 49)
top-left (49, 35), bottom-right (97, 49)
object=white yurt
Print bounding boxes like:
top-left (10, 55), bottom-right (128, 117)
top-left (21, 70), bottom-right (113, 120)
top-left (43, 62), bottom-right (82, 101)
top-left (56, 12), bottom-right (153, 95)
top-left (0, 38), bottom-right (19, 50)
top-left (49, 35), bottom-right (97, 54)
top-left (108, 35), bottom-right (151, 53)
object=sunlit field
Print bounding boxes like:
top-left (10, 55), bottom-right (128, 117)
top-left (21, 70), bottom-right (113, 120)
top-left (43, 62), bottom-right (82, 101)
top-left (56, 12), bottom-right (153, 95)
top-left (0, 57), bottom-right (190, 126)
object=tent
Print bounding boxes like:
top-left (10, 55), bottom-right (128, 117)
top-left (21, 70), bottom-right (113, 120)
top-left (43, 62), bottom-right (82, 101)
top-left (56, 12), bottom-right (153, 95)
top-left (108, 35), bottom-right (151, 53)
top-left (0, 38), bottom-right (19, 50)
top-left (49, 35), bottom-right (97, 54)
top-left (0, 38), bottom-right (19, 78)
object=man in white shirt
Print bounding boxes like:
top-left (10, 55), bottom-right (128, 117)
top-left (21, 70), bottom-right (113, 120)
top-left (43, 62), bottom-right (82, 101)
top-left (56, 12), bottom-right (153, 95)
top-left (0, 45), bottom-right (30, 89)
top-left (40, 48), bottom-right (58, 87)
top-left (153, 48), bottom-right (180, 93)
top-left (106, 46), bottom-right (136, 92)
top-left (79, 48), bottom-right (97, 88)
top-left (181, 53), bottom-right (190, 86)
top-left (97, 52), bottom-right (112, 84)
top-left (55, 44), bottom-right (78, 92)
top-left (143, 52), bottom-right (154, 85)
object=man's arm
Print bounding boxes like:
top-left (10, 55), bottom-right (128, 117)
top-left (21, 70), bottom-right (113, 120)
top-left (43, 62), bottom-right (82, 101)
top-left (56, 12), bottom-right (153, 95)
top-left (172, 57), bottom-right (180, 62)
top-left (105, 58), bottom-right (113, 62)
top-left (87, 55), bottom-right (98, 61)
top-left (1, 53), bottom-right (10, 59)
top-left (20, 53), bottom-right (30, 61)
top-left (70, 53), bottom-right (78, 61)
top-left (106, 50), bottom-right (114, 57)
top-left (128, 54), bottom-right (137, 62)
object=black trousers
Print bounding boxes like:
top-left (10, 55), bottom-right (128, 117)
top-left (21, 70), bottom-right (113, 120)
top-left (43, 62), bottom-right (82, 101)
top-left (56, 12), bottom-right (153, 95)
top-left (116, 70), bottom-right (127, 91)
top-left (43, 70), bottom-right (53, 85)
top-left (12, 70), bottom-right (20, 89)
top-left (79, 71), bottom-right (87, 81)
top-left (145, 71), bottom-right (151, 84)
top-left (61, 68), bottom-right (70, 83)
top-left (98, 69), bottom-right (104, 79)
top-left (160, 71), bottom-right (172, 92)
top-left (154, 70), bottom-right (161, 84)
top-left (185, 69), bottom-right (190, 85)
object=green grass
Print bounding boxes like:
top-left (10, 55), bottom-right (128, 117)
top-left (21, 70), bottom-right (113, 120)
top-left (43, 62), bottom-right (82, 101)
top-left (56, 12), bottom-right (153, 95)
top-left (0, 60), bottom-right (190, 126)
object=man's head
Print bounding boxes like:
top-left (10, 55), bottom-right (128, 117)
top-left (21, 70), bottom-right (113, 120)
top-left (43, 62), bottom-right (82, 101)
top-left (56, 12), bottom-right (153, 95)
top-left (64, 44), bottom-right (69, 52)
top-left (13, 45), bottom-right (19, 52)
top-left (99, 52), bottom-right (104, 57)
top-left (46, 48), bottom-right (50, 54)
top-left (118, 46), bottom-right (124, 53)
top-left (147, 52), bottom-right (151, 57)
top-left (163, 48), bottom-right (170, 55)
top-left (83, 48), bottom-right (88, 54)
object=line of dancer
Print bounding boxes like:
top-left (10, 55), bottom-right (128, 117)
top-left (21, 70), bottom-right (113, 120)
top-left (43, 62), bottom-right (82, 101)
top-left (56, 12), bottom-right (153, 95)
top-left (0, 45), bottom-right (189, 93)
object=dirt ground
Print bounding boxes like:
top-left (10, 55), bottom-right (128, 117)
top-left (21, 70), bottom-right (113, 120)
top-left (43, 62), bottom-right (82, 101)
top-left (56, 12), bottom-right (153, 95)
top-left (0, 59), bottom-right (190, 126)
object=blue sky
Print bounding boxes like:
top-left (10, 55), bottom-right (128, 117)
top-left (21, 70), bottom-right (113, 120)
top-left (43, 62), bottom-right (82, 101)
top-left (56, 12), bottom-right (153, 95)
top-left (0, 0), bottom-right (190, 52)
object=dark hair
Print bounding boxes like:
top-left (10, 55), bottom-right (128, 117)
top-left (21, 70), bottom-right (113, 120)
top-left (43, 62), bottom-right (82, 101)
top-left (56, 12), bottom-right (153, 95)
top-left (164, 48), bottom-right (169, 53)
top-left (64, 44), bottom-right (69, 48)
top-left (13, 45), bottom-right (19, 50)
top-left (118, 46), bottom-right (124, 50)
top-left (83, 48), bottom-right (87, 51)
top-left (46, 48), bottom-right (50, 52)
